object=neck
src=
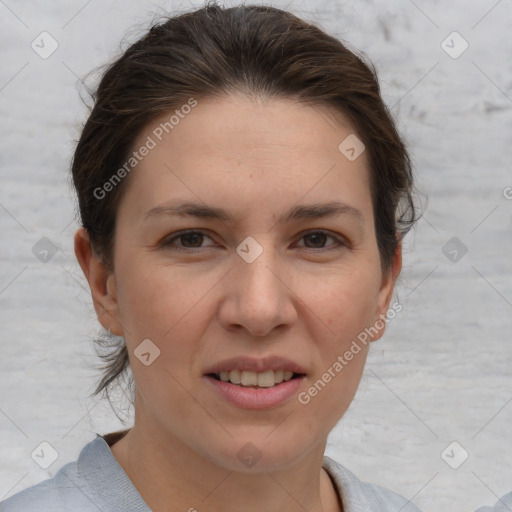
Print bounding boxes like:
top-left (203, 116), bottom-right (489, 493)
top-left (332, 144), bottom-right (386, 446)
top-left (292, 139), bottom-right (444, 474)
top-left (109, 416), bottom-right (342, 512)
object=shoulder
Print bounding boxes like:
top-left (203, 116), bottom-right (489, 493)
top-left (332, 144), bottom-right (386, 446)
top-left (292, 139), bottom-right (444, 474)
top-left (1, 432), bottom-right (150, 512)
top-left (322, 455), bottom-right (423, 512)
top-left (0, 435), bottom-right (108, 512)
top-left (0, 459), bottom-right (91, 511)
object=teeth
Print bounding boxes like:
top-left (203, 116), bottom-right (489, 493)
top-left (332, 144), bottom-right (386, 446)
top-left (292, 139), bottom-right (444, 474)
top-left (257, 370), bottom-right (275, 388)
top-left (215, 369), bottom-right (297, 387)
top-left (241, 370), bottom-right (258, 386)
top-left (229, 370), bottom-right (241, 384)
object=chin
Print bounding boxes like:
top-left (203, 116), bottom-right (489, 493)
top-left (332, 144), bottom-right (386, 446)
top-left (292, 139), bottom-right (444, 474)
top-left (202, 435), bottom-right (315, 474)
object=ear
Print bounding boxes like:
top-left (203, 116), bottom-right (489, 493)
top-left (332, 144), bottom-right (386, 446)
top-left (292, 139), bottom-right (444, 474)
top-left (74, 227), bottom-right (124, 336)
top-left (370, 241), bottom-right (402, 342)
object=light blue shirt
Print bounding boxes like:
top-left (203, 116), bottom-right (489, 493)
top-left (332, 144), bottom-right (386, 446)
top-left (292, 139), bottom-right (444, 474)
top-left (1, 433), bottom-right (510, 511)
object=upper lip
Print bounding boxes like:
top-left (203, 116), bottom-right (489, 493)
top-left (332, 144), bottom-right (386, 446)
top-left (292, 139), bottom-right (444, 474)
top-left (203, 356), bottom-right (307, 375)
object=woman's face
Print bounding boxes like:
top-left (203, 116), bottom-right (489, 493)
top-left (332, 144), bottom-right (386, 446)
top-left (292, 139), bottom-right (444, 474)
top-left (96, 93), bottom-right (399, 470)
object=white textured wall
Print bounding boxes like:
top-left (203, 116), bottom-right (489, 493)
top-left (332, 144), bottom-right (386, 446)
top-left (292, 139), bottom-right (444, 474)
top-left (0, 1), bottom-right (511, 511)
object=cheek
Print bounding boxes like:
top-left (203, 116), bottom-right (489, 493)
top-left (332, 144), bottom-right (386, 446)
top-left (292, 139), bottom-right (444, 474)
top-left (295, 264), bottom-right (379, 395)
top-left (114, 256), bottom-right (220, 379)
top-left (115, 262), bottom-right (209, 406)
top-left (115, 255), bottom-right (206, 333)
top-left (294, 273), bottom-right (376, 438)
top-left (297, 263), bottom-right (381, 336)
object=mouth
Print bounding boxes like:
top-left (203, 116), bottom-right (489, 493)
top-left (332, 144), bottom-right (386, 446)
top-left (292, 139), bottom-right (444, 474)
top-left (203, 356), bottom-right (307, 409)
top-left (207, 369), bottom-right (304, 388)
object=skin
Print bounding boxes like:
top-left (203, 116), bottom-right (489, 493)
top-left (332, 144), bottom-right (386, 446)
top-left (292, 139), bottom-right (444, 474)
top-left (75, 93), bottom-right (401, 512)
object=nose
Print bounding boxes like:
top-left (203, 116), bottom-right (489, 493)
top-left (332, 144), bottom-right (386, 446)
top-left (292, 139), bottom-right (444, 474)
top-left (217, 244), bottom-right (298, 338)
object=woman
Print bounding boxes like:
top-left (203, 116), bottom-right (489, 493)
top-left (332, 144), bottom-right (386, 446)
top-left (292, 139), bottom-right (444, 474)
top-left (1, 3), bottom-right (424, 511)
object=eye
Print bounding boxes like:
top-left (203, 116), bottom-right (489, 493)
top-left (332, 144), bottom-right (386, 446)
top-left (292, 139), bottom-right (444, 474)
top-left (160, 229), bottom-right (346, 253)
top-left (161, 230), bottom-right (216, 252)
top-left (295, 230), bottom-right (346, 250)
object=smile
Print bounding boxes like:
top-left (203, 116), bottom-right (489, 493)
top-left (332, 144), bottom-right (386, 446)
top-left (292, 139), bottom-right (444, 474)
top-left (203, 356), bottom-right (307, 408)
top-left (209, 369), bottom-right (301, 388)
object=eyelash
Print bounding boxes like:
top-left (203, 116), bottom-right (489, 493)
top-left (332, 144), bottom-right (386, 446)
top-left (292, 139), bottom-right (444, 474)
top-left (160, 229), bottom-right (347, 253)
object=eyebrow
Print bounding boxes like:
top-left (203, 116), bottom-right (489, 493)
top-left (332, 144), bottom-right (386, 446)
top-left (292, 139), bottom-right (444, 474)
top-left (143, 200), bottom-right (364, 224)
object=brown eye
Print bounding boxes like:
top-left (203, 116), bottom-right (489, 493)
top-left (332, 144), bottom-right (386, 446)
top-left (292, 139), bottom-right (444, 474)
top-left (161, 230), bottom-right (215, 252)
top-left (297, 231), bottom-right (345, 250)
top-left (179, 232), bottom-right (204, 247)
top-left (304, 232), bottom-right (327, 248)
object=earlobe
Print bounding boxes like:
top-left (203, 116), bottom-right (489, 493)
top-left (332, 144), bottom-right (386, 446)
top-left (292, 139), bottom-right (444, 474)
top-left (74, 227), bottom-right (124, 336)
top-left (371, 242), bottom-right (403, 342)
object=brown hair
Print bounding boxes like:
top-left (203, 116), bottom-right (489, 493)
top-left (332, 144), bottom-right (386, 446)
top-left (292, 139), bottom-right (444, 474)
top-left (71, 2), bottom-right (417, 412)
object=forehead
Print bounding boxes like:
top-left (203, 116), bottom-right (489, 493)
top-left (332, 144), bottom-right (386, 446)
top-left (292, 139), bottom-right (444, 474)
top-left (121, 93), bottom-right (372, 221)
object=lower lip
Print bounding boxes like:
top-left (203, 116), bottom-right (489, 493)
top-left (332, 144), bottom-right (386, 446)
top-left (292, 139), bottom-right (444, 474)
top-left (204, 375), bottom-right (305, 409)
